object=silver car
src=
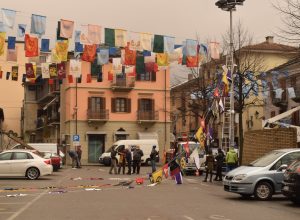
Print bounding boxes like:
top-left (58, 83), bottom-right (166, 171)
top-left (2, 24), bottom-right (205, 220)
top-left (223, 148), bottom-right (300, 200)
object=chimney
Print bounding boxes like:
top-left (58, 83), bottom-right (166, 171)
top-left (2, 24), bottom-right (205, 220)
top-left (266, 36), bottom-right (274, 44)
top-left (188, 74), bottom-right (193, 81)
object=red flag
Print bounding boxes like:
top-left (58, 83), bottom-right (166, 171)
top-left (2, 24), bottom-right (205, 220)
top-left (162, 164), bottom-right (169, 178)
top-left (86, 74), bottom-right (92, 83)
top-left (184, 142), bottom-right (190, 156)
top-left (186, 56), bottom-right (198, 67)
top-left (25, 34), bottom-right (38, 57)
top-left (48, 79), bottom-right (54, 85)
top-left (25, 63), bottom-right (35, 79)
top-left (213, 88), bottom-right (219, 97)
top-left (68, 74), bottom-right (73, 83)
top-left (108, 71), bottom-right (113, 81)
top-left (57, 62), bottom-right (66, 79)
top-left (124, 46), bottom-right (136, 65)
top-left (82, 44), bottom-right (97, 62)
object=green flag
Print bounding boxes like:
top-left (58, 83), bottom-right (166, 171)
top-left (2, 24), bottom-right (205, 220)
top-left (153, 35), bottom-right (164, 53)
top-left (105, 28), bottom-right (115, 47)
top-left (136, 52), bottom-right (145, 74)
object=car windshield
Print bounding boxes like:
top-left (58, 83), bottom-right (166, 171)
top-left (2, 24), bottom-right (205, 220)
top-left (287, 160), bottom-right (300, 172)
top-left (105, 145), bottom-right (117, 153)
top-left (250, 151), bottom-right (285, 167)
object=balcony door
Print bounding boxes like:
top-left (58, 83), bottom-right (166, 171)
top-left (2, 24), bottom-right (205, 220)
top-left (138, 99), bottom-right (155, 120)
top-left (88, 97), bottom-right (106, 119)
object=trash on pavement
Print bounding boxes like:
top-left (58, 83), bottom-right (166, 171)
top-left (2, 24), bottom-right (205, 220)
top-left (6, 193), bottom-right (27, 197)
top-left (84, 188), bottom-right (102, 191)
top-left (147, 183), bottom-right (158, 187)
top-left (49, 189), bottom-right (67, 194)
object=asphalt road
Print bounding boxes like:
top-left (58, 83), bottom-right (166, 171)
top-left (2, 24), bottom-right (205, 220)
top-left (0, 165), bottom-right (299, 220)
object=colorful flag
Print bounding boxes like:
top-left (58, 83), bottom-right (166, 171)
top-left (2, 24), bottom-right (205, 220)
top-left (48, 78), bottom-right (54, 85)
top-left (164, 36), bottom-right (175, 54)
top-left (68, 74), bottom-right (73, 83)
top-left (11, 66), bottom-right (18, 81)
top-left (88, 24), bottom-right (101, 44)
top-left (41, 39), bottom-right (50, 52)
top-left (140, 33), bottom-right (152, 51)
top-left (41, 63), bottom-right (50, 79)
top-left (97, 48), bottom-right (109, 65)
top-left (91, 59), bottom-right (101, 76)
top-left (75, 42), bottom-right (83, 53)
top-left (60, 19), bottom-right (74, 39)
top-left (174, 172), bottom-right (183, 184)
top-left (25, 34), bottom-right (39, 57)
top-left (136, 52), bottom-right (145, 74)
top-left (8, 36), bottom-right (16, 50)
top-left (6, 48), bottom-right (17, 62)
top-left (210, 42), bottom-right (220, 59)
top-left (115, 29), bottom-right (127, 47)
top-left (186, 39), bottom-right (197, 56)
top-left (74, 30), bottom-right (81, 43)
top-left (169, 47), bottom-right (183, 63)
top-left (288, 87), bottom-right (296, 99)
top-left (125, 66), bottom-right (136, 77)
top-left (199, 44), bottom-right (208, 63)
top-left (113, 58), bottom-right (122, 75)
top-left (25, 63), bottom-right (35, 79)
top-left (30, 14), bottom-right (46, 36)
top-left (49, 64), bottom-right (57, 78)
top-left (191, 148), bottom-right (200, 169)
top-left (0, 32), bottom-right (6, 56)
top-left (108, 71), bottom-right (113, 81)
top-left (17, 24), bottom-right (26, 38)
top-left (169, 160), bottom-right (180, 177)
top-left (124, 46), bottom-right (136, 65)
top-left (105, 28), bottom-right (115, 47)
top-left (153, 35), bottom-right (164, 53)
top-left (70, 59), bottom-right (81, 78)
top-left (162, 164), bottom-right (169, 178)
top-left (195, 127), bottom-right (206, 149)
top-left (145, 62), bottom-right (158, 72)
top-left (128, 31), bottom-right (141, 51)
top-left (86, 74), bottom-right (92, 83)
top-left (55, 40), bottom-right (69, 62)
top-left (56, 21), bottom-right (67, 41)
top-left (184, 142), bottom-right (190, 156)
top-left (213, 88), bottom-right (220, 97)
top-left (57, 62), bottom-right (66, 79)
top-left (82, 44), bottom-right (97, 62)
top-left (157, 53), bottom-right (169, 66)
top-left (2, 9), bottom-right (16, 28)
top-left (186, 56), bottom-right (198, 67)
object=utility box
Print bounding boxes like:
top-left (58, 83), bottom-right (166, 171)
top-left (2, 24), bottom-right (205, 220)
top-left (242, 128), bottom-right (298, 165)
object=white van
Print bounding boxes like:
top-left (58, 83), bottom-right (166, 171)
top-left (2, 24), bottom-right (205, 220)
top-left (12, 143), bottom-right (65, 158)
top-left (99, 139), bottom-right (159, 166)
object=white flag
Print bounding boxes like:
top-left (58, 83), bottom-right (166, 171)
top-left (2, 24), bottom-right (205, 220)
top-left (41, 63), bottom-right (50, 79)
top-left (287, 87), bottom-right (296, 99)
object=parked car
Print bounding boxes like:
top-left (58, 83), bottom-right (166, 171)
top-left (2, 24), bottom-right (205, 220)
top-left (282, 160), bottom-right (300, 205)
top-left (0, 150), bottom-right (53, 180)
top-left (223, 148), bottom-right (300, 200)
top-left (42, 151), bottom-right (62, 171)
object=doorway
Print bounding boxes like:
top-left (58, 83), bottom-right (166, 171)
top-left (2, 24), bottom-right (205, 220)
top-left (88, 134), bottom-right (105, 163)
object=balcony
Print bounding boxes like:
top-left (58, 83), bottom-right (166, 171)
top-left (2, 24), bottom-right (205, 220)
top-left (291, 87), bottom-right (300, 103)
top-left (47, 114), bottom-right (60, 126)
top-left (87, 109), bottom-right (109, 122)
top-left (137, 110), bottom-right (159, 123)
top-left (272, 89), bottom-right (288, 109)
top-left (111, 77), bottom-right (135, 92)
top-left (36, 79), bottom-right (60, 102)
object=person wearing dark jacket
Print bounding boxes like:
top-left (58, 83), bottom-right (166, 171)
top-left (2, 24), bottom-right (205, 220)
top-left (109, 146), bottom-right (118, 174)
top-left (126, 147), bottom-right (132, 175)
top-left (68, 150), bottom-right (79, 168)
top-left (76, 145), bottom-right (82, 168)
top-left (132, 146), bottom-right (144, 174)
top-left (214, 148), bottom-right (224, 181)
top-left (117, 145), bottom-right (126, 174)
top-left (150, 145), bottom-right (158, 173)
top-left (203, 149), bottom-right (214, 182)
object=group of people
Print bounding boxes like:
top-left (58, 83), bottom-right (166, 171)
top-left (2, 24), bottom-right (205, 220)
top-left (109, 145), bottom-right (158, 175)
top-left (67, 145), bottom-right (82, 168)
top-left (203, 146), bottom-right (238, 182)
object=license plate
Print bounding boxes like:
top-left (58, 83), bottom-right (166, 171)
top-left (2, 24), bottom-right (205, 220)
top-left (283, 185), bottom-right (289, 191)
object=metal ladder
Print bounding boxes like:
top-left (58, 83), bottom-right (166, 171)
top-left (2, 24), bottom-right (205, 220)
top-left (221, 97), bottom-right (231, 152)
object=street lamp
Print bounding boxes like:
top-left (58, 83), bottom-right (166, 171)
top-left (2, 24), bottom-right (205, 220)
top-left (215, 0), bottom-right (245, 149)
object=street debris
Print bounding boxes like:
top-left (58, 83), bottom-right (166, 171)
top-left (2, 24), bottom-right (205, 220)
top-left (6, 193), bottom-right (28, 197)
top-left (84, 188), bottom-right (102, 191)
top-left (49, 189), bottom-right (67, 194)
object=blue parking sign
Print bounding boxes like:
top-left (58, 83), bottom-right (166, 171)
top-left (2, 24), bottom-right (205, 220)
top-left (73, 135), bottom-right (80, 142)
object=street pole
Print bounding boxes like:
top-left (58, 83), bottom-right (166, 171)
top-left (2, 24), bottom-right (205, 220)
top-left (75, 79), bottom-right (78, 135)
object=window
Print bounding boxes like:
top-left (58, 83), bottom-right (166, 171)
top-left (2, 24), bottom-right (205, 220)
top-left (136, 72), bottom-right (156, 82)
top-left (88, 97), bottom-right (106, 111)
top-left (111, 98), bottom-right (131, 113)
top-left (13, 152), bottom-right (33, 160)
top-left (0, 152), bottom-right (12, 160)
top-left (138, 99), bottom-right (154, 111)
top-left (272, 152), bottom-right (300, 170)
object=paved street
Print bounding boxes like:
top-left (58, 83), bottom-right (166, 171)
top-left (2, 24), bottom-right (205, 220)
top-left (0, 165), bottom-right (299, 220)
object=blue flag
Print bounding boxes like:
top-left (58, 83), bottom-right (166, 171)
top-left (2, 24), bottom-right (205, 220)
top-left (41, 39), bottom-right (50, 52)
top-left (31, 14), bottom-right (46, 36)
top-left (75, 42), bottom-right (83, 53)
top-left (8, 36), bottom-right (16, 50)
top-left (18, 24), bottom-right (26, 38)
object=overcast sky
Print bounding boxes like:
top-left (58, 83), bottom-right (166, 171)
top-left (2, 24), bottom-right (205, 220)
top-left (1, 0), bottom-right (283, 44)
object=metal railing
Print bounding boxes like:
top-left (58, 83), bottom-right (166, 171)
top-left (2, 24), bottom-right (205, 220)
top-left (87, 109), bottom-right (109, 120)
top-left (137, 110), bottom-right (159, 121)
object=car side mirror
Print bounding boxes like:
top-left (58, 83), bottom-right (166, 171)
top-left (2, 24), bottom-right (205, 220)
top-left (277, 164), bottom-right (288, 172)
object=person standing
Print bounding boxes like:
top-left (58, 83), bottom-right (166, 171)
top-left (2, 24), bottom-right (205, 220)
top-left (117, 145), bottom-right (126, 174)
top-left (126, 146), bottom-right (132, 175)
top-left (214, 148), bottom-right (224, 181)
top-left (76, 145), bottom-right (82, 168)
top-left (203, 149), bottom-right (214, 182)
top-left (109, 146), bottom-right (118, 174)
top-left (132, 145), bottom-right (144, 174)
top-left (226, 146), bottom-right (238, 171)
top-left (150, 145), bottom-right (158, 173)
top-left (68, 149), bottom-right (79, 168)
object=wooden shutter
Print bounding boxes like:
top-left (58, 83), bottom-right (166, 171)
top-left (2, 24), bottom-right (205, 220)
top-left (151, 71), bottom-right (156, 81)
top-left (100, 97), bottom-right (106, 110)
top-left (111, 98), bottom-right (116, 113)
top-left (88, 97), bottom-right (92, 110)
top-left (127, 99), bottom-right (131, 113)
top-left (151, 99), bottom-right (155, 111)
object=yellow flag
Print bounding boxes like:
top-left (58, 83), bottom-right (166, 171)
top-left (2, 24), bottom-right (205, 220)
top-left (55, 40), bottom-right (69, 62)
top-left (0, 32), bottom-right (6, 56)
top-left (157, 53), bottom-right (169, 66)
top-left (195, 127), bottom-right (206, 149)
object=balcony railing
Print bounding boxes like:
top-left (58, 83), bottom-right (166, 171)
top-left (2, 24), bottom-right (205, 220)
top-left (87, 109), bottom-right (109, 121)
top-left (111, 77), bottom-right (135, 91)
top-left (137, 110), bottom-right (159, 121)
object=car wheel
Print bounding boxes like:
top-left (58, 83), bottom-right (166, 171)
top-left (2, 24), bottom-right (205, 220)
top-left (240, 194), bottom-right (252, 199)
top-left (26, 167), bottom-right (40, 180)
top-left (254, 182), bottom-right (273, 200)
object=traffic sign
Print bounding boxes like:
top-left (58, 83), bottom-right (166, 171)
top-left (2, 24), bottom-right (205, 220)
top-left (73, 135), bottom-right (80, 142)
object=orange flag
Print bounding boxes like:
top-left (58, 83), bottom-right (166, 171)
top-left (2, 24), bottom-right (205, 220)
top-left (124, 46), bottom-right (136, 65)
top-left (186, 56), bottom-right (198, 67)
top-left (25, 34), bottom-right (38, 57)
top-left (82, 44), bottom-right (97, 62)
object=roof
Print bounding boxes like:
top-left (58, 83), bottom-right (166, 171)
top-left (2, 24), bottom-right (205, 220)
top-left (274, 148), bottom-right (300, 153)
top-left (242, 42), bottom-right (298, 52)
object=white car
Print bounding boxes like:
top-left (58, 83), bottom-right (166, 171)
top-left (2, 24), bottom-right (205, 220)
top-left (0, 150), bottom-right (53, 180)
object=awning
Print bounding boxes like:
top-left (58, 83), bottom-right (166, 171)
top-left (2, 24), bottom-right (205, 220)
top-left (86, 131), bottom-right (107, 135)
top-left (137, 132), bottom-right (158, 140)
